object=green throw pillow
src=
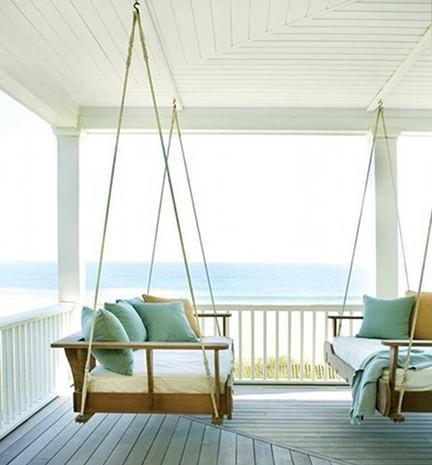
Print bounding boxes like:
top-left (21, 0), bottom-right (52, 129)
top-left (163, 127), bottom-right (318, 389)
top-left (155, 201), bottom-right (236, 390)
top-left (116, 296), bottom-right (145, 310)
top-left (104, 301), bottom-right (147, 342)
top-left (81, 307), bottom-right (133, 375)
top-left (357, 295), bottom-right (415, 339)
top-left (133, 301), bottom-right (198, 342)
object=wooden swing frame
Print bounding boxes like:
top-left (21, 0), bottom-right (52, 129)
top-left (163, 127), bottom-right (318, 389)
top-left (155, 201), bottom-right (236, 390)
top-left (325, 315), bottom-right (432, 421)
top-left (51, 313), bottom-right (233, 424)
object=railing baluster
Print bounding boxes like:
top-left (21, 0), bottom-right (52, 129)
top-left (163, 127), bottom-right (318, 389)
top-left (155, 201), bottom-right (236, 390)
top-left (275, 310), bottom-right (279, 381)
top-left (7, 330), bottom-right (14, 423)
top-left (0, 304), bottom-right (76, 439)
top-left (251, 310), bottom-right (255, 380)
top-left (312, 311), bottom-right (316, 381)
top-left (263, 310), bottom-right (267, 380)
top-left (324, 311), bottom-right (329, 381)
top-left (300, 311), bottom-right (304, 381)
top-left (238, 310), bottom-right (243, 381)
top-left (287, 311), bottom-right (292, 381)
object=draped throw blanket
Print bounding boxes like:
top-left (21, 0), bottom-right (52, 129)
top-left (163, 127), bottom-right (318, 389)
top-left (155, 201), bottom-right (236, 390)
top-left (351, 348), bottom-right (432, 424)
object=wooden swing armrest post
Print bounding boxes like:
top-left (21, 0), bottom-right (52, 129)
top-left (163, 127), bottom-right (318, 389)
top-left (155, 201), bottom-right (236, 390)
top-left (196, 313), bottom-right (232, 337)
top-left (327, 315), bottom-right (364, 337)
top-left (381, 340), bottom-right (432, 391)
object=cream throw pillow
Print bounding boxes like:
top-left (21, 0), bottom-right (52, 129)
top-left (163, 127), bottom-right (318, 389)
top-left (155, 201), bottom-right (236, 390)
top-left (142, 293), bottom-right (201, 337)
top-left (405, 290), bottom-right (432, 339)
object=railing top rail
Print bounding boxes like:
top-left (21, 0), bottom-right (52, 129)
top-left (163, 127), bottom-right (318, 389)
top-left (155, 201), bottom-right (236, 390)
top-left (0, 303), bottom-right (76, 330)
top-left (197, 304), bottom-right (363, 312)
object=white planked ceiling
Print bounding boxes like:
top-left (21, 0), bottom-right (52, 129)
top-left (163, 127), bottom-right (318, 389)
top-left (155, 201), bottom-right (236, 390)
top-left (0, 0), bottom-right (431, 126)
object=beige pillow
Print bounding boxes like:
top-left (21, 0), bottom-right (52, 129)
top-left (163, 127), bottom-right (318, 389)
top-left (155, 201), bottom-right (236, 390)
top-left (405, 290), bottom-right (432, 339)
top-left (142, 294), bottom-right (201, 337)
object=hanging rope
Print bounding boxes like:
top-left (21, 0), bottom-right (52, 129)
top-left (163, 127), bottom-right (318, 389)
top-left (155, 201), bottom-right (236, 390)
top-left (79, 3), bottom-right (219, 421)
top-left (77, 11), bottom-right (137, 422)
top-left (173, 103), bottom-right (221, 335)
top-left (337, 105), bottom-right (382, 335)
top-left (380, 108), bottom-right (410, 290)
top-left (134, 6), bottom-right (220, 418)
top-left (146, 107), bottom-right (175, 295)
top-left (146, 100), bottom-right (221, 336)
top-left (396, 209), bottom-right (432, 416)
top-left (337, 102), bottom-right (411, 335)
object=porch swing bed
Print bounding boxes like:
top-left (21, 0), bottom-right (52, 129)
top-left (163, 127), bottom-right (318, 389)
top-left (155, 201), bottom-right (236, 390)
top-left (52, 328), bottom-right (234, 423)
top-left (52, 2), bottom-right (234, 425)
top-left (324, 104), bottom-right (432, 422)
top-left (325, 321), bottom-right (432, 420)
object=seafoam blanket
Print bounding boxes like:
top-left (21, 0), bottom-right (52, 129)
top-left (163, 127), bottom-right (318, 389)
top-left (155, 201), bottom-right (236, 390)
top-left (350, 348), bottom-right (432, 424)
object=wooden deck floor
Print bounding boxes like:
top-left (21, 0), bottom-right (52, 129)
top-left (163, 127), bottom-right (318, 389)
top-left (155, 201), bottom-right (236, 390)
top-left (0, 396), bottom-right (348, 465)
top-left (216, 385), bottom-right (432, 465)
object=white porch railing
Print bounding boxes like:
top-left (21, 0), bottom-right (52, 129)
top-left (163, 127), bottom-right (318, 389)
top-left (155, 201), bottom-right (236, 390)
top-left (199, 304), bottom-right (363, 384)
top-left (0, 304), bottom-right (76, 439)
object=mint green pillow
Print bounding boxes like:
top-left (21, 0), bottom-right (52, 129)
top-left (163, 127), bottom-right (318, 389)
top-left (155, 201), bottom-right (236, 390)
top-left (133, 301), bottom-right (198, 342)
top-left (116, 297), bottom-right (144, 310)
top-left (357, 295), bottom-right (415, 339)
top-left (104, 301), bottom-right (147, 342)
top-left (81, 307), bottom-right (133, 375)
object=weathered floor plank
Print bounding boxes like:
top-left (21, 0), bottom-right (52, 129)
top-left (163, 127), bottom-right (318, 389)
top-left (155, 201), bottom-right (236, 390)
top-left (217, 430), bottom-right (236, 465)
top-left (0, 398), bottom-right (68, 452)
top-left (162, 418), bottom-right (192, 465)
top-left (220, 385), bottom-right (432, 465)
top-left (45, 414), bottom-right (107, 465)
top-left (0, 396), bottom-right (352, 465)
top-left (123, 414), bottom-right (165, 465)
top-left (104, 415), bottom-right (150, 465)
top-left (180, 420), bottom-right (206, 465)
top-left (254, 439), bottom-right (274, 465)
top-left (0, 400), bottom-right (71, 465)
top-left (198, 425), bottom-right (220, 465)
top-left (143, 416), bottom-right (179, 465)
top-left (273, 445), bottom-right (294, 465)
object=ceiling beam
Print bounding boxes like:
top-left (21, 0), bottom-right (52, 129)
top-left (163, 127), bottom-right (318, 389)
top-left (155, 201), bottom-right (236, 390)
top-left (0, 68), bottom-right (78, 127)
top-left (143, 0), bottom-right (183, 110)
top-left (79, 106), bottom-right (432, 134)
top-left (367, 26), bottom-right (432, 112)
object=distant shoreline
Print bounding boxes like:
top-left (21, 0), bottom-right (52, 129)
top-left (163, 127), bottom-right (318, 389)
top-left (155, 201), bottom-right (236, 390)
top-left (0, 261), bottom-right (371, 315)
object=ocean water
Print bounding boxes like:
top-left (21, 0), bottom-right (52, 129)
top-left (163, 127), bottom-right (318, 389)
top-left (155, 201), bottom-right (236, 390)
top-left (0, 261), bottom-right (373, 310)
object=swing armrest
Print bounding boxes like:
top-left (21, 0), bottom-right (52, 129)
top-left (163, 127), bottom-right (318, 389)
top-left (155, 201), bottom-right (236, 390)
top-left (380, 340), bottom-right (432, 389)
top-left (51, 332), bottom-right (230, 351)
top-left (327, 315), bottom-right (363, 337)
top-left (382, 340), bottom-right (432, 348)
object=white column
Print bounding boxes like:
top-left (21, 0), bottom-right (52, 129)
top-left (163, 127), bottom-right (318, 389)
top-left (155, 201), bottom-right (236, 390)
top-left (374, 134), bottom-right (399, 298)
top-left (55, 128), bottom-right (85, 303)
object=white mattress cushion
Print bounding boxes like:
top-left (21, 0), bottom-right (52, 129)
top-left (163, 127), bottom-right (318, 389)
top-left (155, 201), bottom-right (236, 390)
top-left (333, 336), bottom-right (432, 391)
top-left (88, 336), bottom-right (233, 394)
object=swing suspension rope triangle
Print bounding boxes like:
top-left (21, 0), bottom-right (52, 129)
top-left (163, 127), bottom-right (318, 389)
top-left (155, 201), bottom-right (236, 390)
top-left (79, 2), bottom-right (220, 421)
top-left (338, 102), bottom-right (410, 336)
top-left (147, 100), bottom-right (221, 337)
